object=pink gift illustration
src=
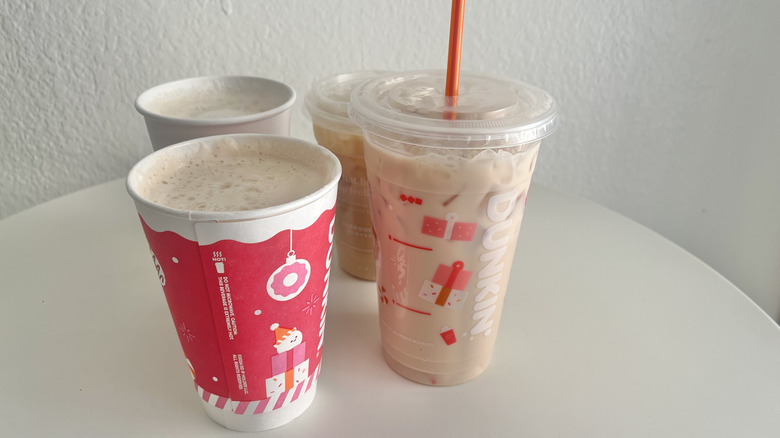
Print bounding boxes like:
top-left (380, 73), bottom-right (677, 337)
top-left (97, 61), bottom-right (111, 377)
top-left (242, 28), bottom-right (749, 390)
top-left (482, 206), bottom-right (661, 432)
top-left (266, 324), bottom-right (309, 397)
top-left (418, 261), bottom-right (472, 309)
top-left (422, 212), bottom-right (476, 241)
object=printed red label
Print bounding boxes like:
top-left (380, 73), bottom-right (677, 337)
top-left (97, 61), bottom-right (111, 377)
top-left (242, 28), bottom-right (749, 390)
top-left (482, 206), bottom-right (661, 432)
top-left (140, 206), bottom-right (335, 405)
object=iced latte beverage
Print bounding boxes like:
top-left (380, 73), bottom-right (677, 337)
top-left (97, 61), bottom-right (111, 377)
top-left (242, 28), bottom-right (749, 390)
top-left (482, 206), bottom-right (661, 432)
top-left (349, 71), bottom-right (557, 385)
top-left (305, 71), bottom-right (386, 280)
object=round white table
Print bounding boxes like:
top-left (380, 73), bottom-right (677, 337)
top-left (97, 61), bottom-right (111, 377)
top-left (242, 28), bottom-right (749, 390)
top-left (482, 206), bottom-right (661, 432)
top-left (1, 179), bottom-right (779, 437)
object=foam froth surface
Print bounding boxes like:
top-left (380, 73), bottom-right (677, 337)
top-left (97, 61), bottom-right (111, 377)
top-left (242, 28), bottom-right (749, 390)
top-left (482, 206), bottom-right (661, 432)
top-left (137, 137), bottom-right (325, 212)
top-left (147, 85), bottom-right (275, 120)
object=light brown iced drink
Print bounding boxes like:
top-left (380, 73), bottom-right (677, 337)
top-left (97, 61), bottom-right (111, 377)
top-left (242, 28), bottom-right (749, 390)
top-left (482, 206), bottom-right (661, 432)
top-left (349, 71), bottom-right (557, 386)
top-left (305, 71), bottom-right (387, 280)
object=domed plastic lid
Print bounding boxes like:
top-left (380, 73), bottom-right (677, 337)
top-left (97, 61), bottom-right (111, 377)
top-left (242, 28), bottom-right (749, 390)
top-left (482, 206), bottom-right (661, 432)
top-left (304, 71), bottom-right (389, 131)
top-left (349, 70), bottom-right (557, 148)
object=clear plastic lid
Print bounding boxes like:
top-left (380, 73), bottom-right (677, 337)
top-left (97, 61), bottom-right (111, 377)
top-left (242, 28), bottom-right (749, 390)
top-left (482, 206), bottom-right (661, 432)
top-left (348, 70), bottom-right (558, 148)
top-left (304, 71), bottom-right (389, 133)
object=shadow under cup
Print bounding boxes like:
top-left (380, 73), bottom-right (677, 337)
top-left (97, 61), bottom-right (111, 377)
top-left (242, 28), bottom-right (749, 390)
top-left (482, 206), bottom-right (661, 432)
top-left (126, 134), bottom-right (341, 431)
top-left (135, 76), bottom-right (296, 151)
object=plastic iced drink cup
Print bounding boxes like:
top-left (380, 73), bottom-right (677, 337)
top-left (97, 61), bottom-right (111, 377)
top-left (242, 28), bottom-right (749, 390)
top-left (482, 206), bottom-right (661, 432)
top-left (349, 71), bottom-right (558, 386)
top-left (135, 76), bottom-right (296, 151)
top-left (304, 71), bottom-right (387, 281)
top-left (126, 134), bottom-right (341, 431)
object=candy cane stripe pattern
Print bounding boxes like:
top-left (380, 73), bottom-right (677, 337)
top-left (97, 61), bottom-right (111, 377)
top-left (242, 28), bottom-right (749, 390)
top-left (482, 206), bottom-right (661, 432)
top-left (194, 364), bottom-right (320, 415)
top-left (196, 383), bottom-right (230, 409)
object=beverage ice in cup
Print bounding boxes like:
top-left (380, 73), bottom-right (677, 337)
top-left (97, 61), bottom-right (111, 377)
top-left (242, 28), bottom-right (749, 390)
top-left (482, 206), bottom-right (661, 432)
top-left (349, 71), bottom-right (557, 386)
top-left (304, 71), bottom-right (387, 281)
top-left (126, 134), bottom-right (341, 431)
top-left (135, 76), bottom-right (296, 150)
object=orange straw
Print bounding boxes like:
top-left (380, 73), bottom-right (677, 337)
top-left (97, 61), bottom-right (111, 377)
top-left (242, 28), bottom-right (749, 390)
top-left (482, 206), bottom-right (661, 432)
top-left (445, 0), bottom-right (466, 113)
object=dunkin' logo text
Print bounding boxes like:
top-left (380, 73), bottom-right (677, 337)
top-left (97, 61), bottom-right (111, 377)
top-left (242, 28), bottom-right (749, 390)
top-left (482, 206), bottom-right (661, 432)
top-left (471, 190), bottom-right (518, 337)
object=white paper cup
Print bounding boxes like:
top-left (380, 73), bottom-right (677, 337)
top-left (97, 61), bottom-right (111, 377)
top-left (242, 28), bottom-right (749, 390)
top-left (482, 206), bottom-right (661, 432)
top-left (135, 76), bottom-right (296, 151)
top-left (126, 134), bottom-right (341, 431)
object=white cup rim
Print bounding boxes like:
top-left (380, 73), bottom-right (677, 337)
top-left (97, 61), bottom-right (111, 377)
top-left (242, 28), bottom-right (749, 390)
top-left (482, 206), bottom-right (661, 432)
top-left (135, 76), bottom-right (296, 126)
top-left (126, 133), bottom-right (341, 223)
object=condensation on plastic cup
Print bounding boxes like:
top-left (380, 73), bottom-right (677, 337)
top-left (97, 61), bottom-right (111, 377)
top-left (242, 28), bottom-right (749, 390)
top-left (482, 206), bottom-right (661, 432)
top-left (126, 134), bottom-right (341, 431)
top-left (135, 76), bottom-right (296, 151)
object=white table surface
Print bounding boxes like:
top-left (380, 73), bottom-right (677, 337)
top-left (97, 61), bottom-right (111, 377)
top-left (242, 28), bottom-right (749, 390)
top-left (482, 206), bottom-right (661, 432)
top-left (1, 179), bottom-right (779, 437)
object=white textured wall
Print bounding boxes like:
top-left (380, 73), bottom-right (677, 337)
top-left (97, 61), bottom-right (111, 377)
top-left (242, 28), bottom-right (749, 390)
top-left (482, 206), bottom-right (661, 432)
top-left (2, 0), bottom-right (779, 320)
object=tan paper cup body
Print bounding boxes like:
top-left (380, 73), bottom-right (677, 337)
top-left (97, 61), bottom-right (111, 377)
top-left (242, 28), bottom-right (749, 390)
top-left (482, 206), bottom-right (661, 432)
top-left (126, 134), bottom-right (341, 431)
top-left (136, 76), bottom-right (296, 151)
top-left (349, 71), bottom-right (557, 386)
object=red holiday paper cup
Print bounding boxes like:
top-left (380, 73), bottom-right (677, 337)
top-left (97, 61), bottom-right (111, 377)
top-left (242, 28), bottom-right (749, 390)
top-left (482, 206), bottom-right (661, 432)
top-left (126, 134), bottom-right (340, 431)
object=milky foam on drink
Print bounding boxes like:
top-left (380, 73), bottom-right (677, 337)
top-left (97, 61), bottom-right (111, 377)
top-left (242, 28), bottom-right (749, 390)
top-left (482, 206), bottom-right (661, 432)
top-left (147, 85), bottom-right (275, 120)
top-left (138, 137), bottom-right (324, 212)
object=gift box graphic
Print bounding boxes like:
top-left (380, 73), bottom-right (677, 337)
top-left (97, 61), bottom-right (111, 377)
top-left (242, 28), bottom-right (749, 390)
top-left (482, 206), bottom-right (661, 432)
top-left (418, 261), bottom-right (472, 309)
top-left (265, 356), bottom-right (309, 396)
top-left (422, 213), bottom-right (477, 241)
top-left (265, 324), bottom-right (310, 397)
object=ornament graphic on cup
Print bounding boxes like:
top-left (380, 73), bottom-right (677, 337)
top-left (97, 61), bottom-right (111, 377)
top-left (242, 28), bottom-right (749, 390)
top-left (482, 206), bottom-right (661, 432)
top-left (267, 229), bottom-right (311, 301)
